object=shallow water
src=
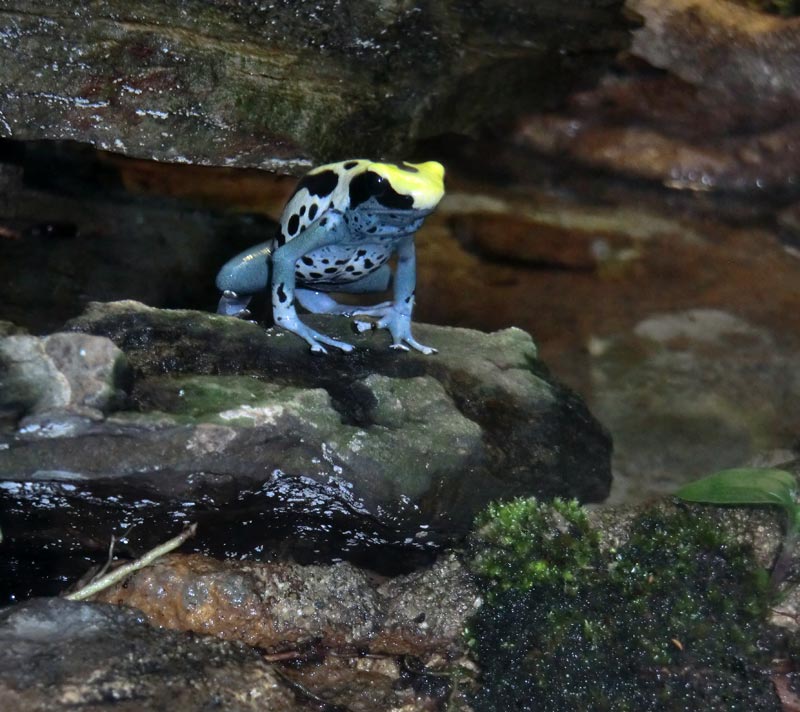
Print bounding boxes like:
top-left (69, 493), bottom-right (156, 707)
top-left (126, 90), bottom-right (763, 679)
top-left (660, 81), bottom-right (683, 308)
top-left (0, 472), bottom-right (443, 604)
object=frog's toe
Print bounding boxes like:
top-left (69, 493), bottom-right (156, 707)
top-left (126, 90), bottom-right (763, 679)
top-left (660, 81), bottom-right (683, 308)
top-left (354, 311), bottom-right (435, 353)
top-left (408, 340), bottom-right (437, 355)
top-left (354, 318), bottom-right (377, 333)
top-left (280, 317), bottom-right (354, 353)
top-left (330, 339), bottom-right (355, 353)
top-left (308, 331), bottom-right (354, 353)
top-left (393, 333), bottom-right (437, 354)
top-left (217, 290), bottom-right (253, 318)
top-left (384, 319), bottom-right (437, 355)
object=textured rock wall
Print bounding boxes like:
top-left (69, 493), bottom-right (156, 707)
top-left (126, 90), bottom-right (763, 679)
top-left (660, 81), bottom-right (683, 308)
top-left (0, 0), bottom-right (629, 171)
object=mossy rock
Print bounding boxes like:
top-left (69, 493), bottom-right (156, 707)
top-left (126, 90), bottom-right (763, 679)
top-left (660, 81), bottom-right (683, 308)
top-left (0, 301), bottom-right (611, 592)
top-left (468, 498), bottom-right (781, 711)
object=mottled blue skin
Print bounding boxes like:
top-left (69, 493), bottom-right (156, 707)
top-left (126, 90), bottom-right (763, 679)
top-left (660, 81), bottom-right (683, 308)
top-left (216, 196), bottom-right (436, 354)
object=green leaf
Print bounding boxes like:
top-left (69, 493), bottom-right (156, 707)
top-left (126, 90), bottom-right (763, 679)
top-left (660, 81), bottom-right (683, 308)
top-left (675, 468), bottom-right (797, 509)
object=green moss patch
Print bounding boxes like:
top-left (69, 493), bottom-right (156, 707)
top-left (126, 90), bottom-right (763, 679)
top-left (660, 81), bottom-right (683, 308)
top-left (468, 499), bottom-right (778, 711)
top-left (129, 374), bottom-right (331, 426)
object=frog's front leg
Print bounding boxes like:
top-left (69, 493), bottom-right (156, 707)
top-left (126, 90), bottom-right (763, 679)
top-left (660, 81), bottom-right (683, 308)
top-left (354, 236), bottom-right (436, 354)
top-left (272, 210), bottom-right (354, 354)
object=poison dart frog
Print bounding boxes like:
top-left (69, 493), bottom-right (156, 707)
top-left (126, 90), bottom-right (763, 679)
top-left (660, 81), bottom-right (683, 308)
top-left (216, 159), bottom-right (445, 354)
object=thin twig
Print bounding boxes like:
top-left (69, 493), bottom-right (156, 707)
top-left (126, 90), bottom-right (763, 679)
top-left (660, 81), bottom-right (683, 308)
top-left (92, 524), bottom-right (137, 581)
top-left (65, 522), bottom-right (197, 601)
top-left (93, 534), bottom-right (117, 581)
top-left (262, 650), bottom-right (307, 663)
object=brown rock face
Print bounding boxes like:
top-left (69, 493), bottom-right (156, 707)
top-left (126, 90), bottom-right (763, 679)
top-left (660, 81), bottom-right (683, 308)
top-left (0, 300), bottom-right (611, 602)
top-left (507, 0), bottom-right (800, 195)
top-left (0, 0), bottom-right (630, 171)
top-left (629, 0), bottom-right (800, 106)
top-left (90, 553), bottom-right (478, 656)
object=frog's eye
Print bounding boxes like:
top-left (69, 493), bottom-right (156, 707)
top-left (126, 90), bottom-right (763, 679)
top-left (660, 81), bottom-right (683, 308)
top-left (349, 171), bottom-right (388, 207)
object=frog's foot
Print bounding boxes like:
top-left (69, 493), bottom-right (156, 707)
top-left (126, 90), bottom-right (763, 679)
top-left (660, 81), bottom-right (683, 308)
top-left (295, 289), bottom-right (384, 318)
top-left (217, 290), bottom-right (253, 319)
top-left (349, 302), bottom-right (394, 318)
top-left (354, 310), bottom-right (437, 355)
top-left (280, 315), bottom-right (354, 354)
top-left (296, 290), bottom-right (397, 319)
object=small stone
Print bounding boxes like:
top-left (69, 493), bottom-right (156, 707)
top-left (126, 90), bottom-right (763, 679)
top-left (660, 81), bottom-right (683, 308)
top-left (42, 333), bottom-right (129, 414)
top-left (0, 332), bottom-right (128, 422)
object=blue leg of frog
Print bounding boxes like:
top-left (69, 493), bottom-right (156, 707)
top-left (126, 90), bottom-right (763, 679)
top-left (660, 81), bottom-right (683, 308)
top-left (270, 210), bottom-right (357, 353)
top-left (354, 235), bottom-right (436, 354)
top-left (216, 216), bottom-right (434, 353)
top-left (216, 240), bottom-right (274, 318)
top-left (217, 242), bottom-right (391, 318)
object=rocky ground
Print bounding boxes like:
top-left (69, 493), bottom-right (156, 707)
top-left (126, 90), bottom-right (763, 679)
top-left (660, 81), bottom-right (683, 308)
top-left (2, 499), bottom-right (799, 710)
top-left (0, 302), bottom-right (611, 600)
top-left (2, 0), bottom-right (800, 709)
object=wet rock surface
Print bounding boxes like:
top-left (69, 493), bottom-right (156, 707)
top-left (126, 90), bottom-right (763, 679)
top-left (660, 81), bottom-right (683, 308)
top-left (0, 569), bottom-right (474, 711)
top-left (0, 0), bottom-right (629, 170)
top-left (2, 494), bottom-right (792, 712)
top-left (0, 300), bottom-right (611, 600)
top-left (0, 597), bottom-right (303, 711)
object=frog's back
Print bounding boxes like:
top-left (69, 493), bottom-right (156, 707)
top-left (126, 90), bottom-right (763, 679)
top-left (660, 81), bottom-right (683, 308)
top-left (277, 160), bottom-right (370, 247)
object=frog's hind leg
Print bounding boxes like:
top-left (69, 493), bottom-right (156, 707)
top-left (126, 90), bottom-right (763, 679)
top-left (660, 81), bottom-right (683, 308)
top-left (295, 290), bottom-right (356, 316)
top-left (296, 265), bottom-right (392, 316)
top-left (215, 240), bottom-right (274, 318)
top-left (217, 290), bottom-right (254, 318)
